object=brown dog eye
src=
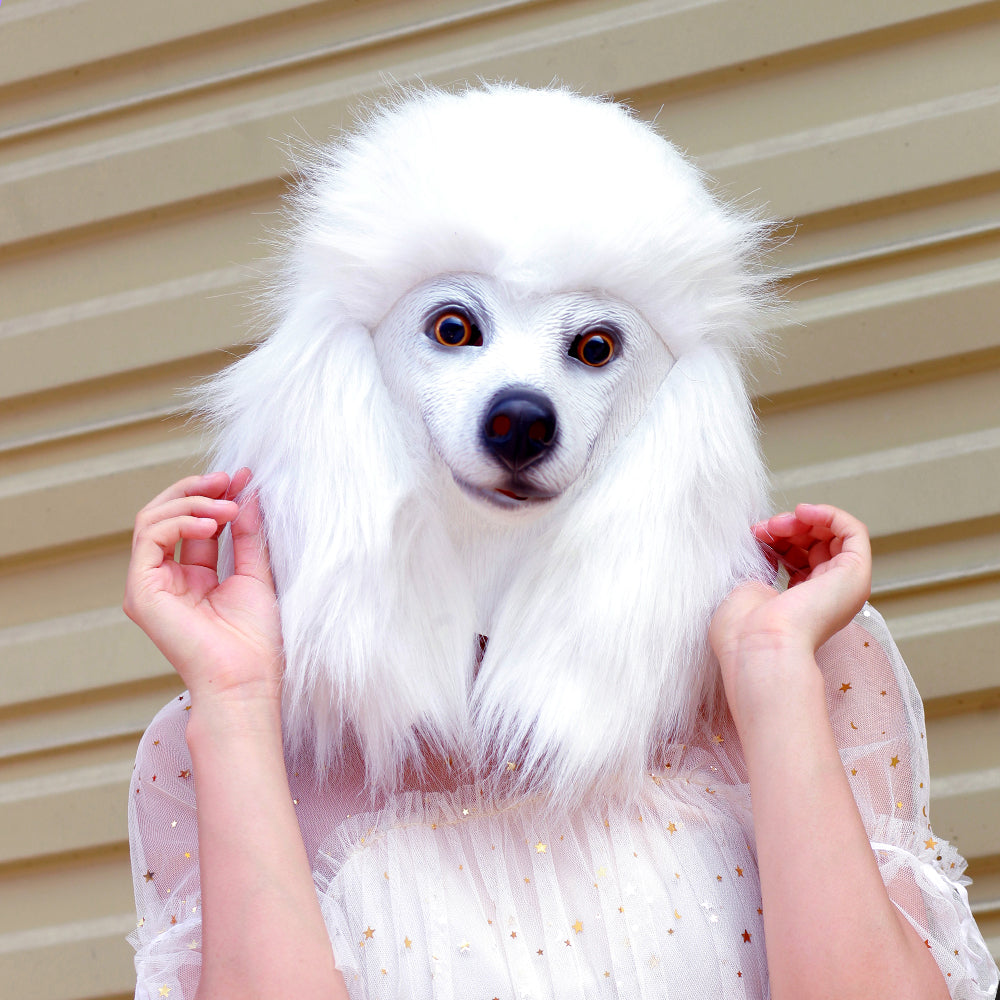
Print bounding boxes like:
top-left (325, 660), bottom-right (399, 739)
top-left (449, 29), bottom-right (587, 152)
top-left (433, 311), bottom-right (483, 347)
top-left (571, 329), bottom-right (615, 367)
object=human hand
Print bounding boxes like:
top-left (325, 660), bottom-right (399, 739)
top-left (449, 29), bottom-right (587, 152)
top-left (123, 469), bottom-right (283, 704)
top-left (710, 504), bottom-right (871, 732)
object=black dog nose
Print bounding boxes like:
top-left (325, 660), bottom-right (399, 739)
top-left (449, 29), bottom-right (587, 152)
top-left (482, 389), bottom-right (557, 471)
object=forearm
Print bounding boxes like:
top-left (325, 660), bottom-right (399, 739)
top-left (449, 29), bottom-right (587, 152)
top-left (741, 651), bottom-right (949, 1000)
top-left (186, 694), bottom-right (347, 1000)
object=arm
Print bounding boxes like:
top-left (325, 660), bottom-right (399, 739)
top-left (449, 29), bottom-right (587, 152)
top-left (710, 504), bottom-right (950, 1000)
top-left (124, 471), bottom-right (348, 1000)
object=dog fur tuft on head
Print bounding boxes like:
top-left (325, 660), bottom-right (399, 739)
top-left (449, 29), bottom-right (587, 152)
top-left (200, 84), bottom-right (775, 802)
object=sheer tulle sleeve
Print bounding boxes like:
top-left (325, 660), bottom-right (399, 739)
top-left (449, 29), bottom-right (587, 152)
top-left (127, 693), bottom-right (363, 999)
top-left (127, 693), bottom-right (203, 1000)
top-left (818, 605), bottom-right (998, 998)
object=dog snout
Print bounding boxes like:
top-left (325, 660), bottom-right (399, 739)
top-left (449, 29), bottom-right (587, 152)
top-left (482, 389), bottom-right (557, 471)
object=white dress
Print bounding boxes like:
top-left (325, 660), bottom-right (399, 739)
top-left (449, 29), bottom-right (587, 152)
top-left (127, 607), bottom-right (999, 999)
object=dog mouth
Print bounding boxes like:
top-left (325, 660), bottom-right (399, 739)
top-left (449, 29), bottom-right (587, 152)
top-left (453, 476), bottom-right (557, 508)
top-left (494, 487), bottom-right (531, 501)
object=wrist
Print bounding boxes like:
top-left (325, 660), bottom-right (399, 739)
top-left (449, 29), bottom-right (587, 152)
top-left (726, 626), bottom-right (817, 665)
top-left (184, 685), bottom-right (284, 752)
top-left (724, 646), bottom-right (827, 744)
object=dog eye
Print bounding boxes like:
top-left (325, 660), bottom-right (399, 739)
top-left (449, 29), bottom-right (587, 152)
top-left (570, 329), bottom-right (615, 367)
top-left (431, 310), bottom-right (483, 348)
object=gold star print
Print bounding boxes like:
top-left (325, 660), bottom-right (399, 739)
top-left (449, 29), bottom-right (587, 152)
top-left (924, 939), bottom-right (932, 949)
top-left (667, 928), bottom-right (674, 935)
top-left (618, 906), bottom-right (624, 914)
top-left (381, 968), bottom-right (387, 975)
top-left (742, 930), bottom-right (751, 943)
top-left (137, 917), bottom-right (145, 928)
top-left (524, 877), bottom-right (530, 884)
top-left (178, 770), bottom-right (191, 779)
top-left (735, 866), bottom-right (743, 877)
top-left (674, 909), bottom-right (682, 920)
top-left (840, 682), bottom-right (852, 693)
top-left (459, 941), bottom-right (470, 953)
top-left (925, 838), bottom-right (937, 850)
top-left (890, 755), bottom-right (900, 768)
top-left (564, 939), bottom-right (571, 947)
top-left (851, 768), bottom-right (857, 776)
top-left (737, 971), bottom-right (742, 978)
top-left (537, 949), bottom-right (543, 956)
top-left (535, 841), bottom-right (547, 853)
top-left (716, 875), bottom-right (723, 882)
top-left (158, 987), bottom-right (171, 997)
top-left (144, 870), bottom-right (155, 883)
top-left (604, 971), bottom-right (611, 978)
top-left (506, 761), bottom-right (518, 771)
top-left (667, 821), bottom-right (677, 834)
top-left (510, 931), bottom-right (517, 939)
top-left (364, 927), bottom-right (375, 940)
top-left (712, 734), bottom-right (723, 744)
top-left (462, 808), bottom-right (469, 816)
top-left (188, 940), bottom-right (198, 950)
top-left (170, 916), bottom-right (177, 925)
top-left (572, 920), bottom-right (584, 934)
top-left (597, 866), bottom-right (608, 878)
top-left (153, 740), bottom-right (160, 746)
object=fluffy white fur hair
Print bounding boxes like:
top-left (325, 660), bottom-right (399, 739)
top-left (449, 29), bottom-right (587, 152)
top-left (202, 84), bottom-right (773, 802)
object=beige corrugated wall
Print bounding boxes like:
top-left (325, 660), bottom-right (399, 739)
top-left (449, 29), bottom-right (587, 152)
top-left (1, 1), bottom-right (998, 997)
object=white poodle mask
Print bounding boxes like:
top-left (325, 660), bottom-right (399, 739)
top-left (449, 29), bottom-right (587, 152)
top-left (204, 85), bottom-right (773, 801)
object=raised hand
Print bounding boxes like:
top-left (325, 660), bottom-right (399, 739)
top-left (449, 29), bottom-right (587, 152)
top-left (710, 503), bottom-right (872, 735)
top-left (123, 469), bottom-right (283, 703)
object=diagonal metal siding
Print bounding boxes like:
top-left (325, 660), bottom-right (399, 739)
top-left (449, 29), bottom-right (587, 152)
top-left (1, 1), bottom-right (998, 996)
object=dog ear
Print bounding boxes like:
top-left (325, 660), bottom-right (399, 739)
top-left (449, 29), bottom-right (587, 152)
top-left (202, 307), bottom-right (476, 788)
top-left (472, 346), bottom-right (769, 802)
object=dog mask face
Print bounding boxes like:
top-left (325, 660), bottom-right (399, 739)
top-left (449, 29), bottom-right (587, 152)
top-left (204, 85), bottom-right (773, 802)
top-left (373, 274), bottom-right (674, 516)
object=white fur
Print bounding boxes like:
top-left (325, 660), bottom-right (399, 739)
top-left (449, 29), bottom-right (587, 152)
top-left (201, 84), bottom-right (774, 802)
